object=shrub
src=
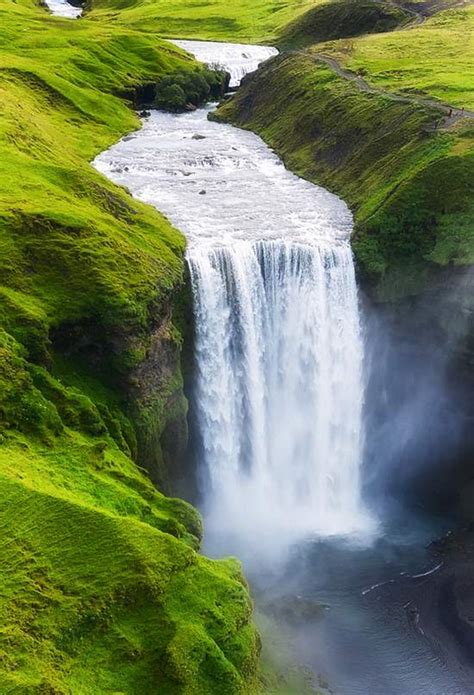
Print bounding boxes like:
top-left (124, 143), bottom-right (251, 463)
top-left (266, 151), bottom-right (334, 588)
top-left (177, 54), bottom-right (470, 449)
top-left (154, 69), bottom-right (228, 112)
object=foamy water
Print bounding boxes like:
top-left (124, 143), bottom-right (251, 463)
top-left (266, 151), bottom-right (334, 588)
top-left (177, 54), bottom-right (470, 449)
top-left (94, 41), bottom-right (375, 545)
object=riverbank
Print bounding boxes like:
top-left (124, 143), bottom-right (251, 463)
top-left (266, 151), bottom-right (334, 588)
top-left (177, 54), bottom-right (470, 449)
top-left (214, 22), bottom-right (474, 302)
top-left (0, 2), bottom-right (265, 691)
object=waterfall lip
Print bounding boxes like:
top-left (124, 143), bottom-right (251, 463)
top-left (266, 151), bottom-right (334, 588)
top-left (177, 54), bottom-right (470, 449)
top-left (169, 40), bottom-right (279, 88)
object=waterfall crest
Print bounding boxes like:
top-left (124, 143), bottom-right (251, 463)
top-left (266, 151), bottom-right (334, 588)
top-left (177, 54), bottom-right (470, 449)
top-left (189, 239), bottom-right (374, 540)
top-left (170, 40), bottom-right (278, 88)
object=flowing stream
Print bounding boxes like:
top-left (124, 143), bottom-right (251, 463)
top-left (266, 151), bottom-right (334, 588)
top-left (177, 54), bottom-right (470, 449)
top-left (44, 0), bottom-right (82, 18)
top-left (94, 41), bottom-right (470, 695)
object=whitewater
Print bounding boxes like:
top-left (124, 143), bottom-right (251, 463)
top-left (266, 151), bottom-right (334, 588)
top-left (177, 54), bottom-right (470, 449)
top-left (94, 41), bottom-right (375, 543)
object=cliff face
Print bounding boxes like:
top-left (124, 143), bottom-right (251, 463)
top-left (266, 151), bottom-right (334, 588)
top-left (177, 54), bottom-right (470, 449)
top-left (127, 305), bottom-right (190, 491)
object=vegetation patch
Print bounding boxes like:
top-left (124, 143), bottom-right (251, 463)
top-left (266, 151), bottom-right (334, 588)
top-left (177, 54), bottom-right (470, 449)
top-left (215, 52), bottom-right (474, 299)
top-left (319, 5), bottom-right (474, 110)
top-left (279, 0), bottom-right (410, 48)
top-left (154, 68), bottom-right (229, 112)
top-left (87, 0), bottom-right (325, 43)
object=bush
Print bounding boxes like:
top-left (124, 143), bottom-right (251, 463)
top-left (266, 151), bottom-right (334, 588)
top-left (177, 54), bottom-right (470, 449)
top-left (154, 68), bottom-right (228, 112)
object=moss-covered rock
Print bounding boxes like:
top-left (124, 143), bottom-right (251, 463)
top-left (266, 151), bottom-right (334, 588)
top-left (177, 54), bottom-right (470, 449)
top-left (154, 68), bottom-right (229, 112)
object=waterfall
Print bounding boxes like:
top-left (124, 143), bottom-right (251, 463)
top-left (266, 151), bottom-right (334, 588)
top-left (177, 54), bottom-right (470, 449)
top-left (93, 39), bottom-right (375, 543)
top-left (189, 239), bottom-right (374, 540)
top-left (170, 40), bottom-right (278, 88)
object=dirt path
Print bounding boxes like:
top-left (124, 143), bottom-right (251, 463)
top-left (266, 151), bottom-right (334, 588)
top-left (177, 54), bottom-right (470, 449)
top-left (287, 0), bottom-right (473, 129)
top-left (306, 52), bottom-right (474, 128)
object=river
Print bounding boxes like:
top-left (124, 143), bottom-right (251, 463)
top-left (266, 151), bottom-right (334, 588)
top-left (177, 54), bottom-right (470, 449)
top-left (94, 41), bottom-right (472, 694)
top-left (45, 0), bottom-right (82, 18)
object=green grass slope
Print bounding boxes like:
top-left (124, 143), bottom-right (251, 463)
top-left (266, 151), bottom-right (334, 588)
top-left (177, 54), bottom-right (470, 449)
top-left (278, 0), bottom-right (411, 48)
top-left (320, 4), bottom-right (474, 110)
top-left (0, 0), bottom-right (260, 691)
top-left (86, 0), bottom-right (323, 43)
top-left (215, 4), bottom-right (474, 299)
top-left (0, 0), bottom-right (198, 487)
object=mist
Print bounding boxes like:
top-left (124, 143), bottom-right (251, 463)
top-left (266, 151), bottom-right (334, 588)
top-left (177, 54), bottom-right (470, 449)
top-left (361, 270), bottom-right (474, 522)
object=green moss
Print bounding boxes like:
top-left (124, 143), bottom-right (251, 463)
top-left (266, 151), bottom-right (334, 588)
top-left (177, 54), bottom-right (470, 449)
top-left (0, 329), bottom-right (63, 441)
top-left (0, 358), bottom-right (260, 691)
top-left (279, 0), bottom-right (410, 49)
top-left (0, 465), bottom-right (259, 693)
top-left (354, 152), bottom-right (474, 276)
top-left (0, 0), bottom-right (261, 690)
top-left (154, 68), bottom-right (228, 112)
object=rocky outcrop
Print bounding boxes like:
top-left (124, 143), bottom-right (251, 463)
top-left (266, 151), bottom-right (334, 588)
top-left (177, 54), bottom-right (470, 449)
top-left (127, 308), bottom-right (189, 491)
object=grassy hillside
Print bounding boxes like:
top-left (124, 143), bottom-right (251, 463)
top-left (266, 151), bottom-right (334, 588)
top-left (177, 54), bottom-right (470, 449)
top-left (86, 0), bottom-right (322, 42)
top-left (278, 0), bottom-right (411, 48)
top-left (319, 4), bottom-right (474, 110)
top-left (0, 0), bottom-right (261, 691)
top-left (215, 5), bottom-right (474, 299)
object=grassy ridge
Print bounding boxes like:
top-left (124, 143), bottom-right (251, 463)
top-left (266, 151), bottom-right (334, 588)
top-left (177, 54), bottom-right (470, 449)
top-left (278, 0), bottom-right (410, 48)
top-left (0, 0), bottom-right (192, 343)
top-left (87, 0), bottom-right (322, 42)
top-left (215, 50), bottom-right (474, 298)
top-left (319, 5), bottom-right (474, 110)
top-left (0, 1), bottom-right (261, 691)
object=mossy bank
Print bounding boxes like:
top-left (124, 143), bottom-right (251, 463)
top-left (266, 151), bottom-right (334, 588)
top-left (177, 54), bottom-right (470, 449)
top-left (0, 0), bottom-right (263, 691)
top-left (215, 5), bottom-right (474, 308)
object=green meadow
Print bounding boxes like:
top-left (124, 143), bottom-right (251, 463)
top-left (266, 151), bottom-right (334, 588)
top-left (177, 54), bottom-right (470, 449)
top-left (87, 0), bottom-right (321, 42)
top-left (319, 4), bottom-right (474, 110)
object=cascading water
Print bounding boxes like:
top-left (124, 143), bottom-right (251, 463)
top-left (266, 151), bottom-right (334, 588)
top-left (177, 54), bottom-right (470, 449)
top-left (189, 240), bottom-right (371, 539)
top-left (94, 40), bottom-right (474, 694)
top-left (94, 40), bottom-right (374, 543)
top-left (170, 40), bottom-right (278, 88)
